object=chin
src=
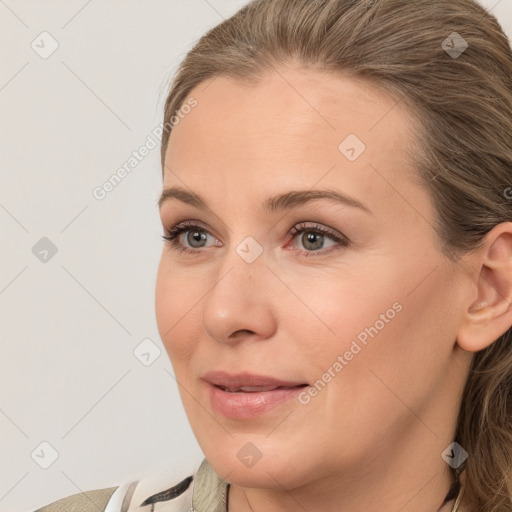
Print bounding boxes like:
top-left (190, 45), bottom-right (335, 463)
top-left (201, 438), bottom-right (312, 490)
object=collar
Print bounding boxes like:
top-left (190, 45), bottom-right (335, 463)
top-left (192, 458), bottom-right (229, 512)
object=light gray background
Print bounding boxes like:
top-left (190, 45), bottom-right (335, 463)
top-left (1, 1), bottom-right (510, 511)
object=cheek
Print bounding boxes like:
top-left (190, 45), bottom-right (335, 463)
top-left (155, 257), bottom-right (199, 364)
top-left (290, 257), bottom-right (452, 398)
top-left (330, 268), bottom-right (459, 417)
top-left (283, 269), bottom-right (404, 361)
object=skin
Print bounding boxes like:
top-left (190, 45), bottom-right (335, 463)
top-left (155, 66), bottom-right (512, 512)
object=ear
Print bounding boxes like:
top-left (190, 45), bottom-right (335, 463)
top-left (457, 222), bottom-right (512, 352)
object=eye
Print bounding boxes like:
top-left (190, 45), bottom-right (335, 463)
top-left (161, 220), bottom-right (218, 254)
top-left (287, 222), bottom-right (349, 257)
top-left (161, 221), bottom-right (350, 256)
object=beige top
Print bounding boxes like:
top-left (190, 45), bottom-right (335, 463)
top-left (34, 458), bottom-right (229, 512)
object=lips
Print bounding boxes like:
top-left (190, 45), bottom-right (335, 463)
top-left (202, 371), bottom-right (309, 419)
top-left (201, 370), bottom-right (308, 392)
top-left (219, 385), bottom-right (283, 393)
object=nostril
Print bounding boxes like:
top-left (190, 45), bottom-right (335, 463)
top-left (229, 329), bottom-right (255, 338)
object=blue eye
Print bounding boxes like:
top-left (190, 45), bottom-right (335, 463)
top-left (161, 221), bottom-right (349, 257)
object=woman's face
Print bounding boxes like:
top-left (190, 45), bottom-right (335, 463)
top-left (155, 67), bottom-right (471, 490)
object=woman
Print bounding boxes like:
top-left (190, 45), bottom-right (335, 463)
top-left (34, 0), bottom-right (512, 510)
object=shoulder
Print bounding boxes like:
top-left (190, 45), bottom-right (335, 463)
top-left (32, 486), bottom-right (119, 512)
top-left (31, 458), bottom-right (227, 512)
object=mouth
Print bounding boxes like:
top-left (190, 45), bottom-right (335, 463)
top-left (202, 371), bottom-right (310, 420)
top-left (202, 370), bottom-right (309, 389)
top-left (214, 384), bottom-right (308, 393)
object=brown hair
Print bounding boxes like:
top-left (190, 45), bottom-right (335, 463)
top-left (159, 0), bottom-right (512, 509)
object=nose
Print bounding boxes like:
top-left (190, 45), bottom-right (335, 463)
top-left (201, 244), bottom-right (277, 345)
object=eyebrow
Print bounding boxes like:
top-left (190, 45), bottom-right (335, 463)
top-left (158, 186), bottom-right (372, 215)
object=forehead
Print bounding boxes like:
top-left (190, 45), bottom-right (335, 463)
top-left (166, 67), bottom-right (417, 167)
top-left (163, 67), bottom-right (428, 222)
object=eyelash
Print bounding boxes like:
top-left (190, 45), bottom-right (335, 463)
top-left (161, 221), bottom-right (350, 257)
